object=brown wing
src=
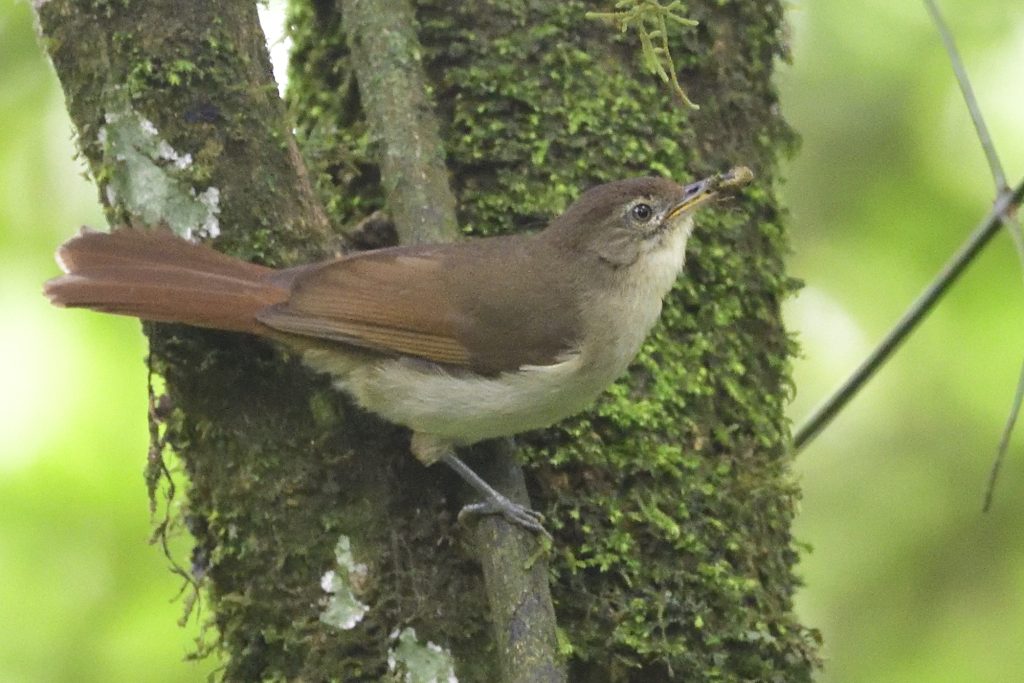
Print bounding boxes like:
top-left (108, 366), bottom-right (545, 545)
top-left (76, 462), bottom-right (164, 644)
top-left (256, 236), bottom-right (582, 375)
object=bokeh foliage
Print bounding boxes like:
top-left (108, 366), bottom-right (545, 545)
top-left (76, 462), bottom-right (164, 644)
top-left (781, 3), bottom-right (1024, 683)
top-left (0, 4), bottom-right (212, 681)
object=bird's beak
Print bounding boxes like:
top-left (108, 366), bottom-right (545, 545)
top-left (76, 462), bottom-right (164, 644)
top-left (666, 166), bottom-right (754, 220)
top-left (667, 176), bottom-right (717, 220)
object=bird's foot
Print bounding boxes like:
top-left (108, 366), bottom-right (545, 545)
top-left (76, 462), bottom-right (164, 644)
top-left (439, 451), bottom-right (550, 538)
top-left (458, 495), bottom-right (550, 538)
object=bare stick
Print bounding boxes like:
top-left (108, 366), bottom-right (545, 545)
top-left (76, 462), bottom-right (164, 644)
top-left (794, 179), bottom-right (1024, 452)
top-left (924, 0), bottom-right (1024, 255)
top-left (924, 0), bottom-right (1024, 509)
top-left (984, 359), bottom-right (1024, 511)
top-left (924, 0), bottom-right (1004, 186)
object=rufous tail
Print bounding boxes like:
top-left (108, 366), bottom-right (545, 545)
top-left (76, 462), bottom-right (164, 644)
top-left (44, 228), bottom-right (287, 335)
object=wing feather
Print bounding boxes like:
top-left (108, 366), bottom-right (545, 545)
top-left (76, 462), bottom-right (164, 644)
top-left (257, 238), bottom-right (581, 374)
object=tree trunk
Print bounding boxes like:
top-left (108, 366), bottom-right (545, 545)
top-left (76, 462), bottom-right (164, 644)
top-left (36, 0), bottom-right (820, 680)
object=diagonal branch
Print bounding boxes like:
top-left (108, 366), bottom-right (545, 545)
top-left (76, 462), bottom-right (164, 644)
top-left (924, 0), bottom-right (1024, 508)
top-left (923, 0), bottom-right (1006, 187)
top-left (794, 179), bottom-right (1024, 452)
top-left (923, 0), bottom-right (1024, 259)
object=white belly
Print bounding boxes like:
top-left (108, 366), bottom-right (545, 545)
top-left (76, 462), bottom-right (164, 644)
top-left (349, 352), bottom-right (618, 445)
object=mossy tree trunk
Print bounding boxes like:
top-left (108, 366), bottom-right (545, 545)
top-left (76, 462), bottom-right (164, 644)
top-left (36, 0), bottom-right (819, 680)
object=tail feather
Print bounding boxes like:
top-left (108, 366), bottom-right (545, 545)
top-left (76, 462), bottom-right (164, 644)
top-left (44, 228), bottom-right (287, 335)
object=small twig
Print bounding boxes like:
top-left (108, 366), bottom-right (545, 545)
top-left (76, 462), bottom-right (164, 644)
top-left (924, 0), bottom-right (1024, 263)
top-left (794, 179), bottom-right (1024, 452)
top-left (344, 0), bottom-right (459, 245)
top-left (987, 346), bottom-right (1024, 509)
top-left (924, 0), bottom-right (1024, 509)
top-left (797, 5), bottom-right (1024, 454)
top-left (985, 359), bottom-right (1024, 511)
top-left (924, 0), bottom-right (1004, 187)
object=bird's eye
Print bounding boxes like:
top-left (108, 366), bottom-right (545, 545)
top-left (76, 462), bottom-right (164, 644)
top-left (631, 203), bottom-right (653, 222)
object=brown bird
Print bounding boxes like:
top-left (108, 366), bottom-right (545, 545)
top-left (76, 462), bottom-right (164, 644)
top-left (44, 169), bottom-right (751, 534)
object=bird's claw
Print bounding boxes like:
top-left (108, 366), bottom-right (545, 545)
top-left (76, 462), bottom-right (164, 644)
top-left (458, 496), bottom-right (550, 538)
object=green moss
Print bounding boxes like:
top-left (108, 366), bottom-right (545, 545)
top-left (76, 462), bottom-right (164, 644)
top-left (181, 0), bottom-right (812, 674)
top-left (37, 1), bottom-right (338, 679)
top-left (286, 1), bottom-right (383, 232)
top-left (418, 2), bottom-right (813, 676)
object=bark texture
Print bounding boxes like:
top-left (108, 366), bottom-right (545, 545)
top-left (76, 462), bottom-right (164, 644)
top-left (37, 0), bottom-right (820, 680)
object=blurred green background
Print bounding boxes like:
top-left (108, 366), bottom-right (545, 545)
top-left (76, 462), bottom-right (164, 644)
top-left (2, 1), bottom-right (1022, 681)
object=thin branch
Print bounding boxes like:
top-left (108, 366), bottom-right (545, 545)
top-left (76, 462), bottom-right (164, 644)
top-left (985, 358), bottom-right (1024, 511)
top-left (924, 0), bottom-right (1024, 262)
top-left (923, 0), bottom-right (1005, 187)
top-left (794, 179), bottom-right (1024, 452)
top-left (343, 0), bottom-right (458, 245)
top-left (924, 0), bottom-right (1024, 508)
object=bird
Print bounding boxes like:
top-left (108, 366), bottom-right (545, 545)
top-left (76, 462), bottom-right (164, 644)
top-left (44, 168), bottom-right (752, 534)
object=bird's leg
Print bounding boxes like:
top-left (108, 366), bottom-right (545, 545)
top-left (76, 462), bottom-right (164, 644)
top-left (439, 452), bottom-right (549, 538)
